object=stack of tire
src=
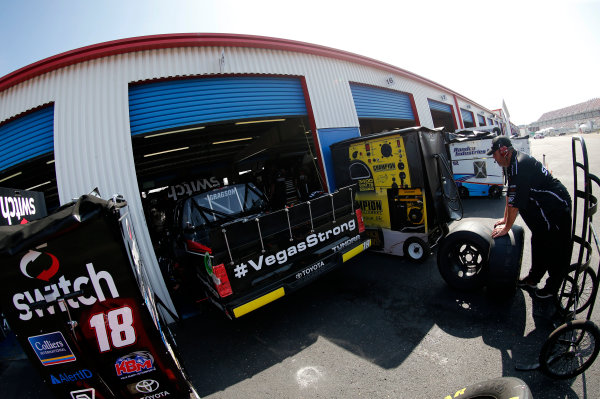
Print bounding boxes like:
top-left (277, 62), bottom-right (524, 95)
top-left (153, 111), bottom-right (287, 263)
top-left (437, 220), bottom-right (524, 293)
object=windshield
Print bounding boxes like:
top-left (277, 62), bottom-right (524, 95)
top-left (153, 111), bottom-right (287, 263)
top-left (181, 183), bottom-right (266, 227)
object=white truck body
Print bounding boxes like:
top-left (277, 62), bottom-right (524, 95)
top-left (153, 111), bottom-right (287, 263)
top-left (449, 136), bottom-right (530, 197)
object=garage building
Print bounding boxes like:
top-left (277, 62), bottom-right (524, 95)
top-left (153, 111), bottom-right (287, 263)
top-left (0, 33), bottom-right (506, 315)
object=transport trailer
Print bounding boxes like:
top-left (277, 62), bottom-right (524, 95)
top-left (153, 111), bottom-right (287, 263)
top-left (448, 130), bottom-right (530, 198)
top-left (330, 126), bottom-right (462, 262)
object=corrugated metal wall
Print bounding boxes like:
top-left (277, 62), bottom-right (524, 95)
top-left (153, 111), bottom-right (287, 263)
top-left (0, 44), bottom-right (483, 316)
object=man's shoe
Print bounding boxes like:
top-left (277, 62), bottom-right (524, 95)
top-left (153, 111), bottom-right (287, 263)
top-left (517, 276), bottom-right (538, 289)
top-left (535, 286), bottom-right (555, 299)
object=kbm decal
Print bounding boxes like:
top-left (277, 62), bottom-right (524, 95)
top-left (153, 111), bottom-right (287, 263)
top-left (13, 257), bottom-right (120, 321)
top-left (167, 177), bottom-right (220, 201)
top-left (0, 195), bottom-right (36, 225)
top-left (232, 219), bottom-right (356, 279)
top-left (115, 351), bottom-right (156, 379)
top-left (28, 331), bottom-right (76, 366)
top-left (50, 368), bottom-right (93, 384)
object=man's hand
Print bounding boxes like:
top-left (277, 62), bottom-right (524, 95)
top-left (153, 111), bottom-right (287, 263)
top-left (494, 219), bottom-right (506, 228)
top-left (492, 224), bottom-right (509, 238)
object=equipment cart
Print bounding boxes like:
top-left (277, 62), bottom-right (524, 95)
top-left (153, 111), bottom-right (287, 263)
top-left (330, 126), bottom-right (463, 262)
top-left (537, 136), bottom-right (600, 379)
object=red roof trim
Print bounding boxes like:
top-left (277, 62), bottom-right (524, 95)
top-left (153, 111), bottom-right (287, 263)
top-left (0, 33), bottom-right (489, 110)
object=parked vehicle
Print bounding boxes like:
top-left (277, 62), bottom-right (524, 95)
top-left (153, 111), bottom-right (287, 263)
top-left (168, 183), bottom-right (371, 319)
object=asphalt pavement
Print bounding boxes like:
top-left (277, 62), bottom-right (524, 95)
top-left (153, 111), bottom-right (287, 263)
top-left (2, 133), bottom-right (600, 398)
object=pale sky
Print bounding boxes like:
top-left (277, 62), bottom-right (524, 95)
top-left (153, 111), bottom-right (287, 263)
top-left (1, 0), bottom-right (599, 125)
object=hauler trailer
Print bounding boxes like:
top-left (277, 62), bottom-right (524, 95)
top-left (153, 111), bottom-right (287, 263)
top-left (330, 126), bottom-right (462, 262)
top-left (448, 130), bottom-right (530, 198)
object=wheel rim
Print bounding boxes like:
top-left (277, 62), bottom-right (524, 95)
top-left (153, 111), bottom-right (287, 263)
top-left (544, 327), bottom-right (597, 377)
top-left (408, 242), bottom-right (423, 259)
top-left (557, 269), bottom-right (595, 314)
top-left (447, 242), bottom-right (485, 279)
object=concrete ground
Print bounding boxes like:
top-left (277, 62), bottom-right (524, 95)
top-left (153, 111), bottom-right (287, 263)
top-left (2, 133), bottom-right (600, 398)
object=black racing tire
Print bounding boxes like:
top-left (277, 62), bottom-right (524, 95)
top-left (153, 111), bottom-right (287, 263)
top-left (437, 220), bottom-right (492, 290)
top-left (403, 237), bottom-right (430, 263)
top-left (458, 186), bottom-right (470, 199)
top-left (489, 185), bottom-right (502, 198)
top-left (443, 376), bottom-right (532, 399)
top-left (486, 224), bottom-right (524, 295)
top-left (556, 265), bottom-right (598, 316)
top-left (539, 319), bottom-right (600, 379)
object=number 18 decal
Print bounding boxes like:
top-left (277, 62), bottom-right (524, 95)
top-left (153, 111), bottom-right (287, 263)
top-left (89, 306), bottom-right (137, 352)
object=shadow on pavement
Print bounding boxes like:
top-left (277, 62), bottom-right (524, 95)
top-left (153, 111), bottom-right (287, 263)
top-left (0, 198), bottom-right (584, 398)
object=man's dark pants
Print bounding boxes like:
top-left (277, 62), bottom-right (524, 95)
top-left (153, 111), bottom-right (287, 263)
top-left (528, 209), bottom-right (573, 291)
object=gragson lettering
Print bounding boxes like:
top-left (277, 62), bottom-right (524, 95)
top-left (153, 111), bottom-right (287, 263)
top-left (13, 263), bottom-right (119, 321)
top-left (233, 219), bottom-right (356, 279)
top-left (1, 195), bottom-right (36, 225)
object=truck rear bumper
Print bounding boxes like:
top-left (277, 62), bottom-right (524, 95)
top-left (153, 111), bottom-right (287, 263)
top-left (228, 238), bottom-right (371, 318)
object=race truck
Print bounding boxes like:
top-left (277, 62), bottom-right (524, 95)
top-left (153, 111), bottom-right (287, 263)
top-left (169, 182), bottom-right (370, 319)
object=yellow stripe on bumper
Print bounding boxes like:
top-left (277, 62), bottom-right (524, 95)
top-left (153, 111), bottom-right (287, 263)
top-left (233, 287), bottom-right (285, 318)
top-left (342, 239), bottom-right (371, 262)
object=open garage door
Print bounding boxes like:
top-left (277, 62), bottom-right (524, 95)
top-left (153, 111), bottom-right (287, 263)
top-left (461, 109), bottom-right (475, 128)
top-left (0, 105), bottom-right (59, 211)
top-left (428, 99), bottom-right (457, 131)
top-left (350, 84), bottom-right (418, 135)
top-left (128, 76), bottom-right (325, 273)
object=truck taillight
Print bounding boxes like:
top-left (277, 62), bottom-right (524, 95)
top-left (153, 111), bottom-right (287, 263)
top-left (356, 209), bottom-right (365, 233)
top-left (186, 240), bottom-right (212, 254)
top-left (212, 264), bottom-right (233, 298)
top-left (365, 143), bottom-right (370, 152)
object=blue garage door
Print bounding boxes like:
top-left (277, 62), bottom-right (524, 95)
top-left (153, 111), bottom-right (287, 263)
top-left (428, 99), bottom-right (452, 113)
top-left (0, 105), bottom-right (54, 171)
top-left (461, 109), bottom-right (474, 124)
top-left (129, 76), bottom-right (308, 135)
top-left (350, 84), bottom-right (415, 120)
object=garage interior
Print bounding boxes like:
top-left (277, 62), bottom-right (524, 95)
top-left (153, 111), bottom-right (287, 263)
top-left (131, 116), bottom-right (325, 245)
top-left (0, 155), bottom-right (59, 212)
top-left (430, 109), bottom-right (457, 131)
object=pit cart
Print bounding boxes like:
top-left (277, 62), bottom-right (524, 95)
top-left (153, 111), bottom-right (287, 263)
top-left (330, 126), bottom-right (463, 262)
top-left (0, 194), bottom-right (199, 399)
top-left (535, 136), bottom-right (600, 379)
top-left (448, 130), bottom-right (530, 198)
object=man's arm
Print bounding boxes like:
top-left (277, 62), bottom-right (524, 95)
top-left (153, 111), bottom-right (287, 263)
top-left (492, 205), bottom-right (518, 238)
top-left (494, 196), bottom-right (509, 227)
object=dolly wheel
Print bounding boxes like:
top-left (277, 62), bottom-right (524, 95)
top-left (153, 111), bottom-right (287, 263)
top-left (539, 320), bottom-right (600, 379)
top-left (404, 237), bottom-right (430, 263)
